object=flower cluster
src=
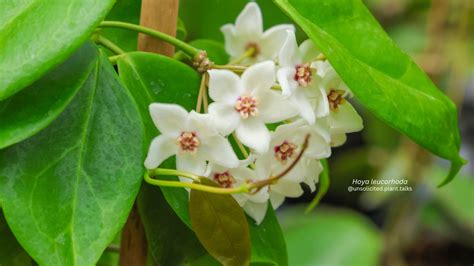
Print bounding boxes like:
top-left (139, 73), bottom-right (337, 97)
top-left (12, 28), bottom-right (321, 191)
top-left (144, 2), bottom-right (363, 224)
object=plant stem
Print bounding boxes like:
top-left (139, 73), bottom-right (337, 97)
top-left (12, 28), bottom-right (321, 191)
top-left (227, 47), bottom-right (255, 65)
top-left (149, 168), bottom-right (201, 182)
top-left (99, 21), bottom-right (200, 57)
top-left (212, 64), bottom-right (247, 73)
top-left (232, 132), bottom-right (250, 158)
top-left (96, 35), bottom-right (125, 55)
top-left (144, 171), bottom-right (249, 194)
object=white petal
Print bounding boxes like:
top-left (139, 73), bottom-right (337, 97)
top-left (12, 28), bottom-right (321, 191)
top-left (208, 102), bottom-right (240, 135)
top-left (257, 90), bottom-right (298, 123)
top-left (176, 154), bottom-right (207, 176)
top-left (261, 25), bottom-right (295, 61)
top-left (329, 102), bottom-right (363, 134)
top-left (243, 201), bottom-right (268, 225)
top-left (242, 61), bottom-right (275, 94)
top-left (199, 135), bottom-right (239, 168)
top-left (305, 126), bottom-right (332, 159)
top-left (270, 193), bottom-right (285, 209)
top-left (331, 133), bottom-right (347, 147)
top-left (291, 90), bottom-right (316, 124)
top-left (271, 180), bottom-right (304, 198)
top-left (254, 153), bottom-right (272, 179)
top-left (278, 30), bottom-right (299, 66)
top-left (144, 135), bottom-right (178, 169)
top-left (149, 103), bottom-right (188, 135)
top-left (276, 67), bottom-right (297, 96)
top-left (236, 119), bottom-right (270, 154)
top-left (235, 2), bottom-right (263, 39)
top-left (186, 111), bottom-right (217, 138)
top-left (220, 25), bottom-right (245, 58)
top-left (299, 39), bottom-right (320, 62)
top-left (208, 69), bottom-right (242, 103)
top-left (303, 159), bottom-right (323, 192)
top-left (315, 88), bottom-right (330, 118)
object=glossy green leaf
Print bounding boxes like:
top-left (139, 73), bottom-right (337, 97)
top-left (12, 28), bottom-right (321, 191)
top-left (189, 179), bottom-right (251, 266)
top-left (279, 206), bottom-right (382, 266)
top-left (0, 211), bottom-right (31, 266)
top-left (0, 51), bottom-right (144, 265)
top-left (0, 42), bottom-right (97, 149)
top-left (248, 204), bottom-right (288, 266)
top-left (137, 183), bottom-right (217, 265)
top-left (117, 52), bottom-right (201, 227)
top-left (179, 0), bottom-right (306, 42)
top-left (0, 0), bottom-right (115, 100)
top-left (305, 159), bottom-right (330, 213)
top-left (101, 0), bottom-right (141, 52)
top-left (190, 39), bottom-right (229, 65)
top-left (273, 0), bottom-right (465, 185)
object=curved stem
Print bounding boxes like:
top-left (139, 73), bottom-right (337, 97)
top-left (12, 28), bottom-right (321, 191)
top-left (99, 21), bottom-right (199, 57)
top-left (96, 35), bottom-right (125, 55)
top-left (149, 168), bottom-right (201, 182)
top-left (144, 171), bottom-right (249, 194)
top-left (227, 47), bottom-right (255, 65)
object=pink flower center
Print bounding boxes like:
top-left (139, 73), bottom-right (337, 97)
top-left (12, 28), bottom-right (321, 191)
top-left (235, 96), bottom-right (259, 119)
top-left (294, 63), bottom-right (313, 87)
top-left (274, 141), bottom-right (298, 164)
top-left (177, 132), bottom-right (200, 153)
top-left (213, 171), bottom-right (235, 188)
top-left (327, 89), bottom-right (346, 112)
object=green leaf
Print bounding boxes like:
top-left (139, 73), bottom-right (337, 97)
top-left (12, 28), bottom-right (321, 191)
top-left (0, 0), bottom-right (115, 100)
top-left (117, 52), bottom-right (201, 227)
top-left (0, 42), bottom-right (97, 149)
top-left (248, 204), bottom-right (288, 266)
top-left (0, 50), bottom-right (144, 265)
top-left (0, 211), bottom-right (31, 266)
top-left (273, 0), bottom-right (465, 185)
top-left (101, 0), bottom-right (141, 52)
top-left (279, 206), bottom-right (382, 266)
top-left (137, 183), bottom-right (217, 265)
top-left (305, 159), bottom-right (330, 213)
top-left (190, 39), bottom-right (229, 65)
top-left (189, 179), bottom-right (251, 266)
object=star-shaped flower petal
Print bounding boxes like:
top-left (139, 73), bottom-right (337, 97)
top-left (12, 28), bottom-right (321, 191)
top-left (221, 2), bottom-right (295, 64)
top-left (208, 61), bottom-right (298, 154)
top-left (205, 162), bottom-right (269, 224)
top-left (277, 31), bottom-right (325, 124)
top-left (144, 103), bottom-right (239, 175)
top-left (254, 120), bottom-right (331, 209)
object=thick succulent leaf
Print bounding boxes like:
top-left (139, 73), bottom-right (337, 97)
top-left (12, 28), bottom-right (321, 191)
top-left (279, 206), bottom-right (382, 266)
top-left (0, 0), bottom-right (115, 100)
top-left (0, 51), bottom-right (144, 265)
top-left (305, 159), bottom-right (330, 213)
top-left (101, 0), bottom-right (141, 52)
top-left (117, 52), bottom-right (200, 227)
top-left (137, 183), bottom-right (217, 265)
top-left (0, 211), bottom-right (31, 266)
top-left (190, 39), bottom-right (229, 65)
top-left (273, 0), bottom-right (465, 185)
top-left (248, 204), bottom-right (288, 266)
top-left (0, 42), bottom-right (97, 149)
top-left (189, 179), bottom-right (251, 266)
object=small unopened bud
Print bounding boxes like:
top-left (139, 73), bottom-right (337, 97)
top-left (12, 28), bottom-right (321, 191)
top-left (192, 50), bottom-right (214, 73)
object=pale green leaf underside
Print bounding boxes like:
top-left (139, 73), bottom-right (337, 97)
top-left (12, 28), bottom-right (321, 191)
top-left (0, 0), bottom-right (115, 100)
top-left (273, 0), bottom-right (465, 185)
top-left (0, 50), bottom-right (144, 265)
top-left (0, 42), bottom-right (97, 149)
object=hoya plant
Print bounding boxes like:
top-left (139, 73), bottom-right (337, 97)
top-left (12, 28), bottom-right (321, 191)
top-left (0, 0), bottom-right (466, 265)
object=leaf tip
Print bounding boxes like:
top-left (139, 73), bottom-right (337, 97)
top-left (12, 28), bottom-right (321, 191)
top-left (437, 156), bottom-right (467, 188)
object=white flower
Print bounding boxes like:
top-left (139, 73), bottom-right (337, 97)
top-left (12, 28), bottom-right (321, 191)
top-left (144, 103), bottom-right (239, 175)
top-left (205, 162), bottom-right (269, 224)
top-left (221, 2), bottom-right (295, 64)
top-left (208, 61), bottom-right (298, 154)
top-left (254, 120), bottom-right (331, 209)
top-left (315, 68), bottom-right (364, 146)
top-left (277, 31), bottom-right (324, 124)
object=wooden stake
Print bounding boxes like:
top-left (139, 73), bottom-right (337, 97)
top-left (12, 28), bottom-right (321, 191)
top-left (120, 0), bottom-right (180, 265)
